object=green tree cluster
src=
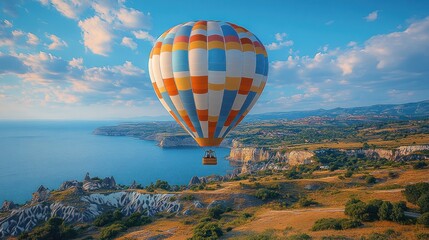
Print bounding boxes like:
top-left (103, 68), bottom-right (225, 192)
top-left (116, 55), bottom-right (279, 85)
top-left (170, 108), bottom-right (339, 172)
top-left (403, 182), bottom-right (429, 213)
top-left (345, 198), bottom-right (406, 223)
top-left (18, 217), bottom-right (77, 240)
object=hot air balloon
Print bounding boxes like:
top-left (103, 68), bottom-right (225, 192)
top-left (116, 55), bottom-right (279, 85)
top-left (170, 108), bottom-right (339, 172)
top-left (148, 20), bottom-right (268, 165)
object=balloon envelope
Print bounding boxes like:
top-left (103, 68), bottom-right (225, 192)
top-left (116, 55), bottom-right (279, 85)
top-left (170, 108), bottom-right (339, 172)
top-left (148, 20), bottom-right (268, 147)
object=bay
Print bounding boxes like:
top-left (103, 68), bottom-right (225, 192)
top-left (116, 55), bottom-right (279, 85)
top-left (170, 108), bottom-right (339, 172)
top-left (0, 121), bottom-right (233, 204)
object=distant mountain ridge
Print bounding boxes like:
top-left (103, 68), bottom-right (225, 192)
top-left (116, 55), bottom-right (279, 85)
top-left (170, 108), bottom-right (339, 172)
top-left (245, 100), bottom-right (429, 121)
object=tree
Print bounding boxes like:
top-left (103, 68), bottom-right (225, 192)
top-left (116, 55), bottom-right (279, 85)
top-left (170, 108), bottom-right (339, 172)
top-left (378, 201), bottom-right (393, 221)
top-left (391, 202), bottom-right (406, 222)
top-left (403, 183), bottom-right (429, 204)
top-left (192, 221), bottom-right (223, 239)
top-left (207, 205), bottom-right (225, 220)
top-left (366, 199), bottom-right (383, 221)
top-left (154, 180), bottom-right (171, 191)
top-left (345, 198), bottom-right (369, 221)
top-left (413, 161), bottom-right (427, 169)
top-left (417, 212), bottom-right (429, 227)
top-left (18, 217), bottom-right (76, 240)
top-left (365, 175), bottom-right (377, 184)
top-left (417, 194), bottom-right (429, 213)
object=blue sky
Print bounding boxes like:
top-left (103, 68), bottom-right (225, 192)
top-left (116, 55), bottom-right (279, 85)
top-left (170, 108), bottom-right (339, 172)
top-left (1, 0), bottom-right (429, 120)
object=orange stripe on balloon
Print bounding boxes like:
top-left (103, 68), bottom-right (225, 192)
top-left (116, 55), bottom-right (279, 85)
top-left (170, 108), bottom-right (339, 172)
top-left (152, 82), bottom-right (162, 99)
top-left (224, 110), bottom-right (239, 126)
top-left (238, 77), bottom-right (253, 95)
top-left (191, 76), bottom-right (208, 94)
top-left (164, 78), bottom-right (179, 96)
top-left (196, 109), bottom-right (208, 121)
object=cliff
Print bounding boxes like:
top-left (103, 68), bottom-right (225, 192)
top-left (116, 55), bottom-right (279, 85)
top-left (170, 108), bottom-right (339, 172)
top-left (229, 143), bottom-right (429, 166)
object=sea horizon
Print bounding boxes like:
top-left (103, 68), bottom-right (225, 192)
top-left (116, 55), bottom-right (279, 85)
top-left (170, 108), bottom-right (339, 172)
top-left (0, 120), bottom-right (234, 204)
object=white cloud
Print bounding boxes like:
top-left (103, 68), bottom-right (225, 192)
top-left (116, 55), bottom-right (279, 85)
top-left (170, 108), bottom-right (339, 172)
top-left (12, 30), bottom-right (24, 37)
top-left (265, 17), bottom-right (429, 111)
top-left (275, 32), bottom-right (287, 41)
top-left (46, 33), bottom-right (68, 49)
top-left (3, 20), bottom-right (12, 28)
top-left (69, 57), bottom-right (83, 69)
top-left (132, 30), bottom-right (155, 43)
top-left (78, 16), bottom-right (112, 56)
top-left (121, 37), bottom-right (137, 50)
top-left (117, 8), bottom-right (150, 29)
top-left (365, 10), bottom-right (379, 22)
top-left (26, 33), bottom-right (39, 45)
top-left (265, 32), bottom-right (293, 50)
top-left (43, 0), bottom-right (88, 19)
top-left (38, 0), bottom-right (152, 56)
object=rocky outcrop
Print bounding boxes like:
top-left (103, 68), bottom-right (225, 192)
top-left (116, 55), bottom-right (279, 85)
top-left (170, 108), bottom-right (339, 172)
top-left (286, 151), bottom-right (315, 165)
top-left (59, 180), bottom-right (81, 191)
top-left (189, 176), bottom-right (201, 186)
top-left (340, 145), bottom-right (429, 161)
top-left (31, 185), bottom-right (50, 204)
top-left (82, 173), bottom-right (117, 191)
top-left (0, 192), bottom-right (181, 238)
top-left (0, 201), bottom-right (17, 212)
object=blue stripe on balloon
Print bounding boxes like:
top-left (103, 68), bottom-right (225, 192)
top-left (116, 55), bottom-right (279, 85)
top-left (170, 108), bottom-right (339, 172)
top-left (163, 37), bottom-right (174, 45)
top-left (160, 91), bottom-right (195, 137)
top-left (214, 89), bottom-right (237, 137)
top-left (264, 56), bottom-right (269, 76)
top-left (178, 89), bottom-right (204, 138)
top-left (208, 49), bottom-right (226, 71)
top-left (221, 91), bottom-right (257, 138)
top-left (172, 50), bottom-right (189, 72)
top-left (220, 24), bottom-right (236, 36)
top-left (255, 54), bottom-right (265, 75)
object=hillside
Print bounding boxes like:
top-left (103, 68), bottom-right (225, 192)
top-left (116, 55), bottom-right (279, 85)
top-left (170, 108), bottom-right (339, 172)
top-left (3, 160), bottom-right (429, 239)
top-left (245, 100), bottom-right (429, 121)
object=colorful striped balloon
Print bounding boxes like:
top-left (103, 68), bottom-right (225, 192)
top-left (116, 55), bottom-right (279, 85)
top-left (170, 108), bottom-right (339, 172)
top-left (148, 20), bottom-right (268, 146)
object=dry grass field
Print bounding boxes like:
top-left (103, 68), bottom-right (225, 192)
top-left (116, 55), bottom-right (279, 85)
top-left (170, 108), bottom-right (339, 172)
top-left (114, 167), bottom-right (429, 240)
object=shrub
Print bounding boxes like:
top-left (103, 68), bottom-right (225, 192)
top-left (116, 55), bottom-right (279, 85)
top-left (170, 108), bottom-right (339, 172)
top-left (388, 171), bottom-right (399, 179)
top-left (191, 221), bottom-right (223, 239)
top-left (123, 212), bottom-right (151, 227)
top-left (312, 218), bottom-right (362, 231)
top-left (255, 188), bottom-right (280, 200)
top-left (287, 233), bottom-right (312, 240)
top-left (207, 205), bottom-right (225, 220)
top-left (365, 175), bottom-right (377, 184)
top-left (298, 196), bottom-right (318, 207)
top-left (403, 182), bottom-right (429, 204)
top-left (417, 212), bottom-right (429, 227)
top-left (366, 229), bottom-right (401, 240)
top-left (413, 161), bottom-right (427, 169)
top-left (18, 217), bottom-right (77, 240)
top-left (245, 229), bottom-right (277, 240)
top-left (416, 232), bottom-right (429, 240)
top-left (417, 194), bottom-right (429, 213)
top-left (344, 170), bottom-right (353, 178)
top-left (154, 180), bottom-right (171, 191)
top-left (93, 210), bottom-right (122, 227)
top-left (99, 223), bottom-right (126, 240)
top-left (181, 194), bottom-right (196, 201)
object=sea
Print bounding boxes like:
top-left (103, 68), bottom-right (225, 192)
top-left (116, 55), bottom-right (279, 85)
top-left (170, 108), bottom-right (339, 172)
top-left (0, 121), bottom-right (234, 204)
